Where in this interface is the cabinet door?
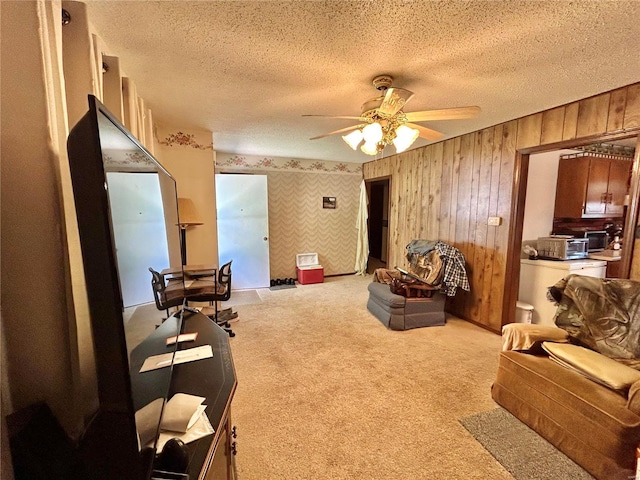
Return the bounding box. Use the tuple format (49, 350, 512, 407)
(584, 158, 610, 216)
(605, 159, 631, 216)
(554, 157, 590, 218)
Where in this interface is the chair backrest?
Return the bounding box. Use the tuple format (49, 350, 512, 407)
(218, 260, 232, 285)
(217, 260, 232, 301)
(149, 267, 166, 310)
(149, 267, 185, 311)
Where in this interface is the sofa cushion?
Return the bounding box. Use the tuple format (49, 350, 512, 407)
(542, 342, 640, 392)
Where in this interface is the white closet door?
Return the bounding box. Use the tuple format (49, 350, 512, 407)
(107, 172, 170, 307)
(216, 174, 270, 289)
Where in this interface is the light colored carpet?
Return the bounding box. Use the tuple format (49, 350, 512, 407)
(223, 289, 262, 307)
(228, 274, 515, 480)
(125, 303, 166, 353)
(460, 408, 594, 480)
(125, 289, 261, 351)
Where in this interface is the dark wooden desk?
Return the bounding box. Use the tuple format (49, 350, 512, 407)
(161, 264, 217, 279)
(130, 311, 237, 479)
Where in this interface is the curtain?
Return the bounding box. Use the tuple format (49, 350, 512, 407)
(355, 180, 369, 275)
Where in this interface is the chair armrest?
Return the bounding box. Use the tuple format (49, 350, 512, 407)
(501, 323, 569, 352)
(627, 379, 640, 414)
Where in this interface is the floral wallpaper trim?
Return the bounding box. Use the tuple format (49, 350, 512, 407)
(216, 154, 362, 175)
(158, 131, 213, 150)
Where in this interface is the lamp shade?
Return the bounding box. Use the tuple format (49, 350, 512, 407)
(362, 122, 383, 144)
(393, 125, 420, 153)
(177, 197, 203, 226)
(342, 129, 364, 150)
(360, 141, 379, 156)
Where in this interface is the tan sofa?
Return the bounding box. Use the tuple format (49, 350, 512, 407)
(492, 348, 640, 479)
(492, 275, 640, 480)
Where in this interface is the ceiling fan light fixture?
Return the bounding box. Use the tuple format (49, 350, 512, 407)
(393, 124, 420, 153)
(342, 129, 364, 150)
(362, 122, 383, 144)
(360, 141, 379, 156)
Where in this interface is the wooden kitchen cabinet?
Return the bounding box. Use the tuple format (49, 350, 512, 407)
(554, 154, 631, 219)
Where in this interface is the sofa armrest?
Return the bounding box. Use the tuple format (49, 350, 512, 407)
(501, 323, 569, 352)
(627, 379, 640, 414)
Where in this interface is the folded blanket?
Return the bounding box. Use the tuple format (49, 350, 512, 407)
(550, 274, 640, 367)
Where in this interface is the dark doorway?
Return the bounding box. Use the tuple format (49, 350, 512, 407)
(367, 178, 390, 272)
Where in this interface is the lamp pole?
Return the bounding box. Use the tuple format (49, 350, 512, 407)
(177, 198, 203, 266)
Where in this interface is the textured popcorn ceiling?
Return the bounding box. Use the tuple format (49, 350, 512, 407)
(84, 1, 640, 163)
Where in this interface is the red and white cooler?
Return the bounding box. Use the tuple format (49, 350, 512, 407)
(296, 252, 324, 285)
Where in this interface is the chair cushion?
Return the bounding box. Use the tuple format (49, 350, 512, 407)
(367, 282, 405, 308)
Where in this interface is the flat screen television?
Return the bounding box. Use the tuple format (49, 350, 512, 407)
(67, 95, 185, 479)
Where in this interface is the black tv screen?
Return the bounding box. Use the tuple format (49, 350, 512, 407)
(67, 95, 185, 479)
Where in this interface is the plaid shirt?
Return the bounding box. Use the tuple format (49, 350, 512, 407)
(434, 242, 470, 296)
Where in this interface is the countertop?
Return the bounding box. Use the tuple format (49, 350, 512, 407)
(521, 258, 607, 269)
(588, 252, 622, 262)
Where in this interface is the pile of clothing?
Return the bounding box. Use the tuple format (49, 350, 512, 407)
(405, 240, 469, 296)
(373, 240, 470, 297)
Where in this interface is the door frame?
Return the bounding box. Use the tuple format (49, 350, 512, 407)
(504, 131, 640, 327)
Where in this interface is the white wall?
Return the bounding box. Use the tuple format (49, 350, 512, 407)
(522, 149, 579, 242)
(154, 126, 218, 266)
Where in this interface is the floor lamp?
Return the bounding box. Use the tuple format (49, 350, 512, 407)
(177, 197, 203, 265)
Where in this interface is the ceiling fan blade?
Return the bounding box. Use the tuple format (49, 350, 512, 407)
(404, 106, 481, 123)
(378, 87, 414, 116)
(406, 123, 445, 141)
(310, 124, 366, 140)
(302, 114, 363, 120)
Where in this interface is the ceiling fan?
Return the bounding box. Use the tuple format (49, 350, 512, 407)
(304, 74, 481, 155)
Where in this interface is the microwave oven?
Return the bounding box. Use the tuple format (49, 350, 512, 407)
(537, 236, 589, 260)
(554, 229, 609, 252)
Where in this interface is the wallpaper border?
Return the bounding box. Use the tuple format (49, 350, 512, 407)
(216, 153, 362, 175)
(157, 130, 214, 150)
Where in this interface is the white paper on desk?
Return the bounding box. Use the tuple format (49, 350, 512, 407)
(160, 393, 206, 433)
(155, 410, 215, 453)
(139, 345, 214, 373)
(135, 398, 165, 448)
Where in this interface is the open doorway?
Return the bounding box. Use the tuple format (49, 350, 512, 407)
(366, 178, 390, 273)
(513, 135, 639, 325)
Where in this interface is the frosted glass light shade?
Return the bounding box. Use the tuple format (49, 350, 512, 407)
(393, 125, 420, 153)
(362, 122, 383, 143)
(360, 141, 378, 155)
(342, 129, 364, 150)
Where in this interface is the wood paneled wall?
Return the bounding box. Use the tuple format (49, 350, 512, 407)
(363, 83, 640, 333)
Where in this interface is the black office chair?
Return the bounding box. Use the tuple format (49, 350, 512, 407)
(186, 260, 236, 336)
(149, 267, 185, 319)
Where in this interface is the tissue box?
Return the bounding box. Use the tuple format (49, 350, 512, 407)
(296, 253, 324, 285)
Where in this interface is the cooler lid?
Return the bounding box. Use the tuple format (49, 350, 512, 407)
(298, 265, 323, 271)
(296, 252, 319, 267)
